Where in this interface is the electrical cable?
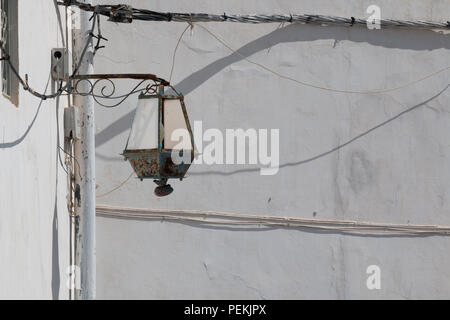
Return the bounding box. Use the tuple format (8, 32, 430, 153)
(56, 95, 69, 176)
(0, 11, 103, 100)
(96, 204, 450, 236)
(169, 24, 191, 83)
(58, 1, 450, 31)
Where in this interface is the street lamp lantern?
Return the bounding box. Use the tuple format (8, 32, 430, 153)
(123, 84, 194, 196)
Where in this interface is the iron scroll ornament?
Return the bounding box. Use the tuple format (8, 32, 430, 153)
(72, 73, 174, 108)
(72, 74, 194, 197)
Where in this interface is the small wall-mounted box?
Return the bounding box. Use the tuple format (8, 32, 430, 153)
(51, 48, 69, 81)
(64, 106, 81, 140)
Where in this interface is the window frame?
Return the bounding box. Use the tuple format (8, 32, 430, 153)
(1, 0, 18, 106)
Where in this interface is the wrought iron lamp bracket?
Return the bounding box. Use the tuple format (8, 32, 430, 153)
(71, 73, 176, 108)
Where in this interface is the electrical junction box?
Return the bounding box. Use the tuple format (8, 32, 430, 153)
(64, 106, 81, 140)
(51, 48, 69, 81)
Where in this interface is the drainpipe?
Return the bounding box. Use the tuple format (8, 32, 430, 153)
(71, 0, 96, 300)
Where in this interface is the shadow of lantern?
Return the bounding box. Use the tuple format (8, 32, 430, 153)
(123, 85, 194, 196)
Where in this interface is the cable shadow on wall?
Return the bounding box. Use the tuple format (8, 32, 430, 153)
(95, 83, 450, 175)
(51, 95, 63, 300)
(101, 215, 446, 238)
(94, 22, 450, 151)
(0, 97, 46, 149)
(0, 1, 66, 149)
(187, 84, 450, 176)
(0, 71, 52, 149)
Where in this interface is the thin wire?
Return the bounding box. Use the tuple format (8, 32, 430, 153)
(55, 11, 76, 178)
(169, 24, 191, 83)
(56, 95, 69, 176)
(65, 3, 72, 108)
(58, 145, 82, 180)
(0, 11, 101, 100)
(96, 171, 134, 198)
(195, 23, 450, 95)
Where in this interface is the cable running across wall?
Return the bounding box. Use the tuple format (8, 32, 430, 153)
(97, 205, 450, 236)
(59, 1, 450, 31)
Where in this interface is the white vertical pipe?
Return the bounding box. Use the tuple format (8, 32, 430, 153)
(72, 0, 96, 300)
(66, 4, 76, 301)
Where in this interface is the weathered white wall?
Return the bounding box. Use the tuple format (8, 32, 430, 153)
(0, 1, 70, 299)
(94, 0, 450, 299)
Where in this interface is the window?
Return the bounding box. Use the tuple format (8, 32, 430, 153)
(1, 0, 18, 106)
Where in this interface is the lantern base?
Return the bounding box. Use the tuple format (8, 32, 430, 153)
(122, 149, 192, 181)
(154, 184, 174, 197)
(153, 178, 173, 197)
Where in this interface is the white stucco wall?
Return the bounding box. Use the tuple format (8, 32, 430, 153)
(94, 0, 450, 299)
(0, 1, 70, 299)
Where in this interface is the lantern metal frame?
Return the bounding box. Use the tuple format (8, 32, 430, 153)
(122, 85, 195, 183)
(72, 73, 195, 190)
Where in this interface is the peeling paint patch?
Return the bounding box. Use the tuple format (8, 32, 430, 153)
(348, 150, 374, 193)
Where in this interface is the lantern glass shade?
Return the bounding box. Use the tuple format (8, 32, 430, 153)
(126, 97, 159, 150)
(163, 98, 192, 150)
(123, 88, 194, 183)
